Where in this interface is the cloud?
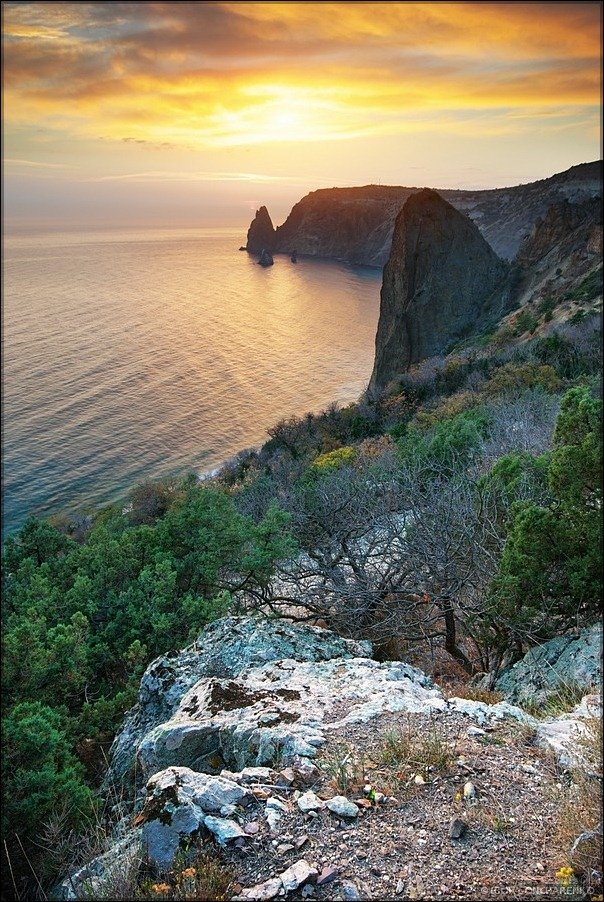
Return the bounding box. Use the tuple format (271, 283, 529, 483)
(2, 1, 600, 150)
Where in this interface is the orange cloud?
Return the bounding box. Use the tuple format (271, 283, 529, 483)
(2, 1, 600, 150)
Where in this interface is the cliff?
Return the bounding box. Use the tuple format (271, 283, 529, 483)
(247, 161, 602, 266)
(368, 189, 509, 392)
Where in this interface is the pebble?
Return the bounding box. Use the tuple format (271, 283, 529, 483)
(463, 781, 477, 801)
(449, 817, 468, 840)
(325, 796, 359, 818)
(295, 835, 309, 849)
(342, 882, 362, 900)
(244, 821, 260, 835)
(317, 866, 339, 886)
(277, 843, 294, 854)
(297, 791, 324, 813)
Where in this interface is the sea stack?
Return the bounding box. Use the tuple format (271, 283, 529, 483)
(246, 206, 276, 254)
(257, 249, 274, 267)
(368, 189, 509, 393)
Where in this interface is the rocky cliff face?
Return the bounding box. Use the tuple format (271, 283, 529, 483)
(511, 196, 602, 306)
(368, 190, 509, 393)
(248, 161, 601, 267)
(246, 206, 276, 254)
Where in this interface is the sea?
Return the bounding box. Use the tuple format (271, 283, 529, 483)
(2, 227, 381, 538)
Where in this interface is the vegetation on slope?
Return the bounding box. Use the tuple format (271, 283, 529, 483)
(1, 315, 601, 896)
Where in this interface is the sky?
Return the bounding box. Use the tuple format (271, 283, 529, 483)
(2, 1, 602, 231)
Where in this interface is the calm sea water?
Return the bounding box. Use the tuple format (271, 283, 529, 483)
(2, 228, 381, 537)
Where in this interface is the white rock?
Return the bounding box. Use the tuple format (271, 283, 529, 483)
(280, 859, 318, 892)
(204, 815, 246, 845)
(234, 877, 283, 900)
(325, 796, 359, 818)
(297, 791, 325, 813)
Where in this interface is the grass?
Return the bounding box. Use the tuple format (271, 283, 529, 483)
(551, 717, 603, 899)
(440, 681, 504, 706)
(377, 714, 459, 779)
(321, 743, 368, 795)
(522, 681, 598, 720)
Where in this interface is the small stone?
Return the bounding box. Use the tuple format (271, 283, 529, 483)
(395, 879, 405, 895)
(244, 821, 260, 835)
(467, 726, 486, 737)
(267, 797, 288, 812)
(373, 792, 386, 804)
(234, 876, 283, 900)
(356, 851, 367, 860)
(220, 804, 237, 817)
(278, 768, 295, 786)
(294, 760, 321, 785)
(204, 816, 246, 846)
(355, 798, 372, 809)
(370, 866, 382, 877)
(280, 860, 318, 893)
(317, 866, 339, 886)
(342, 882, 361, 901)
(463, 781, 476, 801)
(449, 817, 468, 840)
(295, 835, 309, 849)
(520, 764, 537, 774)
(297, 791, 324, 813)
(277, 843, 295, 854)
(301, 886, 315, 899)
(363, 784, 372, 793)
(241, 767, 274, 784)
(413, 774, 426, 785)
(325, 796, 359, 818)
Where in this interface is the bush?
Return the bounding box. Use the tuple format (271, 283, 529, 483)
(310, 446, 356, 473)
(482, 362, 561, 397)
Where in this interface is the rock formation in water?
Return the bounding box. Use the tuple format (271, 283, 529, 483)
(246, 206, 276, 254)
(368, 189, 510, 393)
(246, 161, 601, 267)
(257, 249, 274, 267)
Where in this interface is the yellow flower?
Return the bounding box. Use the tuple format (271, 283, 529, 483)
(555, 866, 574, 887)
(151, 883, 172, 893)
(454, 791, 462, 802)
(180, 867, 196, 879)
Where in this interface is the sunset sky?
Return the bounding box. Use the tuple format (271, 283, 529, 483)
(3, 1, 601, 230)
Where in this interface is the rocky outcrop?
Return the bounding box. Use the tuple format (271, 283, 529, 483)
(64, 616, 602, 898)
(247, 161, 601, 267)
(493, 624, 602, 707)
(368, 189, 509, 392)
(246, 206, 276, 254)
(105, 617, 371, 787)
(257, 249, 274, 267)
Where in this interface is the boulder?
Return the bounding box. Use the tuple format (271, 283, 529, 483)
(105, 616, 371, 787)
(257, 249, 274, 267)
(135, 656, 444, 779)
(246, 206, 276, 254)
(536, 694, 601, 769)
(369, 189, 509, 392)
(493, 625, 602, 707)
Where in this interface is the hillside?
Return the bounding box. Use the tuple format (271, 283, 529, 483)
(2, 162, 602, 901)
(245, 161, 602, 265)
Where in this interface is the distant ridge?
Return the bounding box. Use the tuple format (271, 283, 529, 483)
(246, 161, 602, 266)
